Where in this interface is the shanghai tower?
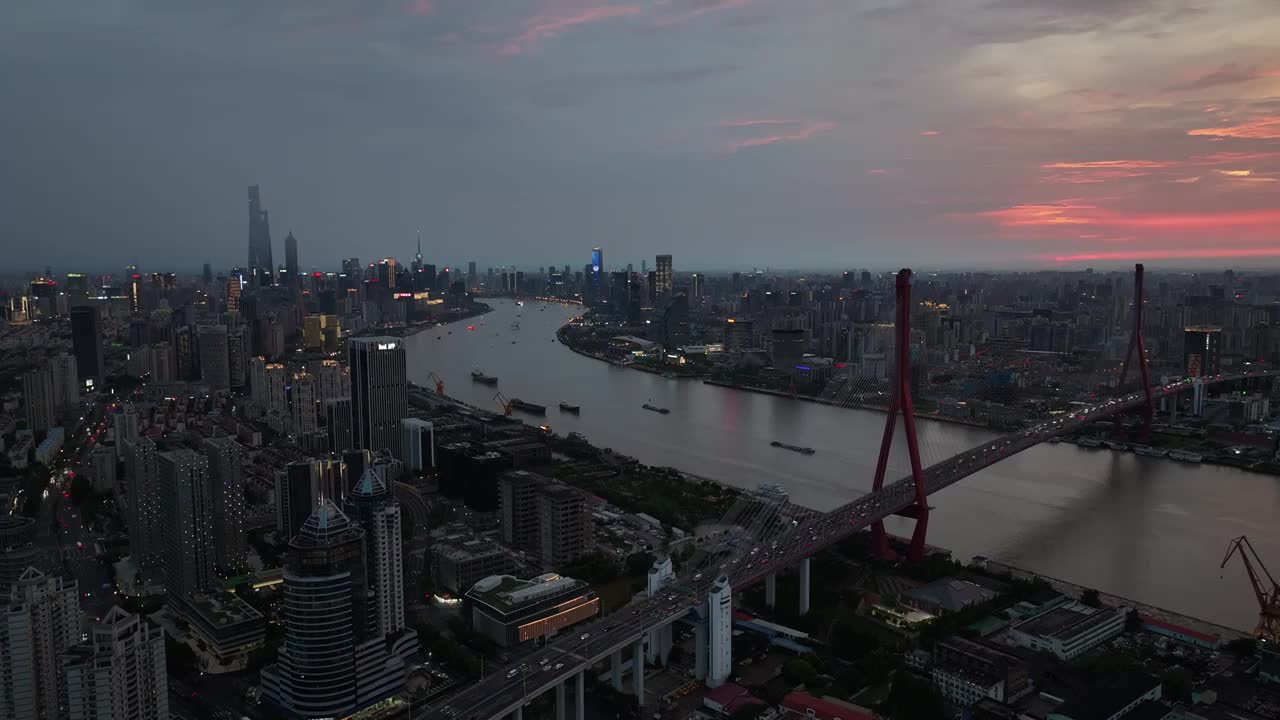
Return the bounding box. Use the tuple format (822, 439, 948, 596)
(247, 185, 274, 286)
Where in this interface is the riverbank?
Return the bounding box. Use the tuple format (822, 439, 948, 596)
(1059, 434, 1280, 478)
(978, 558, 1249, 639)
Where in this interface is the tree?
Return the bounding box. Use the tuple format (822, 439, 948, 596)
(1225, 637, 1257, 657)
(1124, 609, 1142, 633)
(165, 635, 198, 678)
(782, 658, 820, 686)
(1081, 588, 1102, 608)
(880, 673, 944, 720)
(1161, 667, 1194, 703)
(626, 551, 656, 578)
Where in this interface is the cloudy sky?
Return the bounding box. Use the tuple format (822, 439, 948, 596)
(3, 0, 1279, 272)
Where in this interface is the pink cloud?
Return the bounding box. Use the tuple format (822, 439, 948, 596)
(718, 119, 836, 152)
(502, 5, 641, 55)
(407, 0, 434, 17)
(1047, 247, 1280, 263)
(920, 130, 941, 136)
(867, 168, 888, 175)
(1187, 116, 1280, 139)
(654, 0, 752, 28)
(1041, 160, 1176, 170)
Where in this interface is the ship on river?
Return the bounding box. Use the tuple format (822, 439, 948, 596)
(771, 441, 816, 456)
(642, 403, 670, 415)
(471, 370, 498, 385)
(509, 398, 547, 415)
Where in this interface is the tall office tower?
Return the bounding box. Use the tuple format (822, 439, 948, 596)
(203, 437, 249, 576)
(707, 575, 733, 688)
(538, 483, 592, 569)
(61, 606, 169, 720)
(70, 305, 104, 390)
(49, 353, 79, 413)
(125, 437, 164, 571)
(690, 272, 703, 300)
(22, 367, 56, 432)
(346, 469, 405, 637)
(0, 568, 79, 720)
(589, 247, 603, 302)
(261, 501, 411, 718)
(247, 185, 274, 286)
(378, 258, 398, 288)
(197, 324, 230, 391)
(227, 323, 248, 390)
(288, 371, 318, 438)
(202, 262, 213, 284)
(400, 418, 434, 471)
(325, 398, 354, 453)
(113, 404, 140, 459)
(284, 231, 299, 286)
(225, 273, 242, 314)
(1183, 326, 1223, 378)
(173, 325, 196, 380)
(655, 254, 673, 298)
(158, 449, 215, 599)
(276, 460, 344, 540)
(348, 337, 407, 457)
(468, 261, 477, 290)
(499, 470, 544, 551)
(311, 359, 345, 401)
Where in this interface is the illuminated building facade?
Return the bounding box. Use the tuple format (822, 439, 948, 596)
(1183, 326, 1222, 378)
(465, 573, 599, 648)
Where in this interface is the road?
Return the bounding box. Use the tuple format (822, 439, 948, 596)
(418, 368, 1278, 720)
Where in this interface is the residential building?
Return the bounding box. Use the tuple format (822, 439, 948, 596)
(125, 437, 164, 571)
(537, 483, 592, 569)
(931, 636, 1032, 708)
(325, 397, 354, 452)
(197, 324, 230, 391)
(0, 568, 79, 720)
(465, 573, 599, 648)
(288, 371, 318, 438)
(499, 470, 544, 552)
(71, 305, 104, 390)
(60, 606, 169, 720)
(22, 367, 56, 432)
(203, 437, 249, 575)
(90, 444, 116, 492)
(432, 536, 516, 595)
(346, 468, 406, 637)
(113, 404, 140, 459)
(158, 449, 216, 598)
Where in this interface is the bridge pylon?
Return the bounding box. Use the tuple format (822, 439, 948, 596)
(1114, 263, 1154, 442)
(869, 269, 930, 564)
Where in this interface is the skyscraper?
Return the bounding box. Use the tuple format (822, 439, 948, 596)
(589, 247, 603, 302)
(655, 254, 673, 298)
(158, 449, 215, 599)
(197, 324, 230, 392)
(346, 469, 405, 637)
(708, 575, 733, 688)
(203, 437, 249, 576)
(70, 305, 103, 390)
(348, 337, 408, 457)
(288, 371, 318, 439)
(277, 460, 344, 541)
(227, 323, 248, 390)
(247, 185, 274, 286)
(1183, 326, 1222, 378)
(537, 483, 593, 569)
(225, 272, 242, 314)
(61, 607, 169, 720)
(468, 260, 477, 290)
(49, 353, 78, 413)
(0, 568, 79, 720)
(125, 437, 164, 571)
(325, 398, 354, 453)
(284, 230, 299, 286)
(260, 500, 413, 718)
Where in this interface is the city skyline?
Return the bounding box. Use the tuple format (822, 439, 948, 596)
(5, 1, 1280, 270)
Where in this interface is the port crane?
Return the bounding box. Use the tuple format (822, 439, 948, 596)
(427, 371, 445, 396)
(1220, 535, 1280, 643)
(494, 392, 513, 417)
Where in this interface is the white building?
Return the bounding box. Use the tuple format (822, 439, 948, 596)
(1005, 602, 1125, 660)
(645, 557, 675, 664)
(61, 606, 169, 720)
(400, 418, 435, 471)
(0, 568, 80, 720)
(708, 575, 733, 689)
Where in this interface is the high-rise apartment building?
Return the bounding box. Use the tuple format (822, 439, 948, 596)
(248, 185, 274, 286)
(655, 254, 673, 298)
(0, 568, 79, 720)
(499, 470, 545, 552)
(22, 367, 56, 432)
(227, 323, 248, 390)
(203, 437, 249, 576)
(49, 353, 79, 412)
(348, 337, 408, 457)
(70, 305, 104, 390)
(708, 575, 733, 688)
(260, 500, 413, 718)
(346, 469, 405, 637)
(225, 273, 242, 314)
(537, 483, 592, 569)
(125, 437, 164, 571)
(288, 371, 318, 439)
(61, 606, 169, 720)
(311, 359, 345, 401)
(325, 398, 354, 453)
(197, 324, 230, 392)
(113, 404, 140, 459)
(158, 449, 215, 599)
(284, 231, 299, 286)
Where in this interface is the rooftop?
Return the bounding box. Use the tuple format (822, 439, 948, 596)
(186, 591, 264, 628)
(467, 573, 586, 610)
(905, 577, 998, 612)
(1013, 603, 1115, 641)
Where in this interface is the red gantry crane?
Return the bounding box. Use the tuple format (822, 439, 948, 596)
(427, 371, 445, 396)
(1220, 535, 1280, 643)
(494, 392, 513, 417)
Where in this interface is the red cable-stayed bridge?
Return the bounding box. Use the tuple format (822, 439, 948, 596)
(419, 265, 1276, 720)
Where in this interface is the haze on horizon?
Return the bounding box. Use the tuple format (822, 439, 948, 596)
(3, 0, 1279, 272)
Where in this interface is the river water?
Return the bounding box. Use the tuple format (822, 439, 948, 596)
(405, 300, 1280, 631)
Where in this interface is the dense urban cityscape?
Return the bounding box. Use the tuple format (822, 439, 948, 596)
(0, 185, 1276, 720)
